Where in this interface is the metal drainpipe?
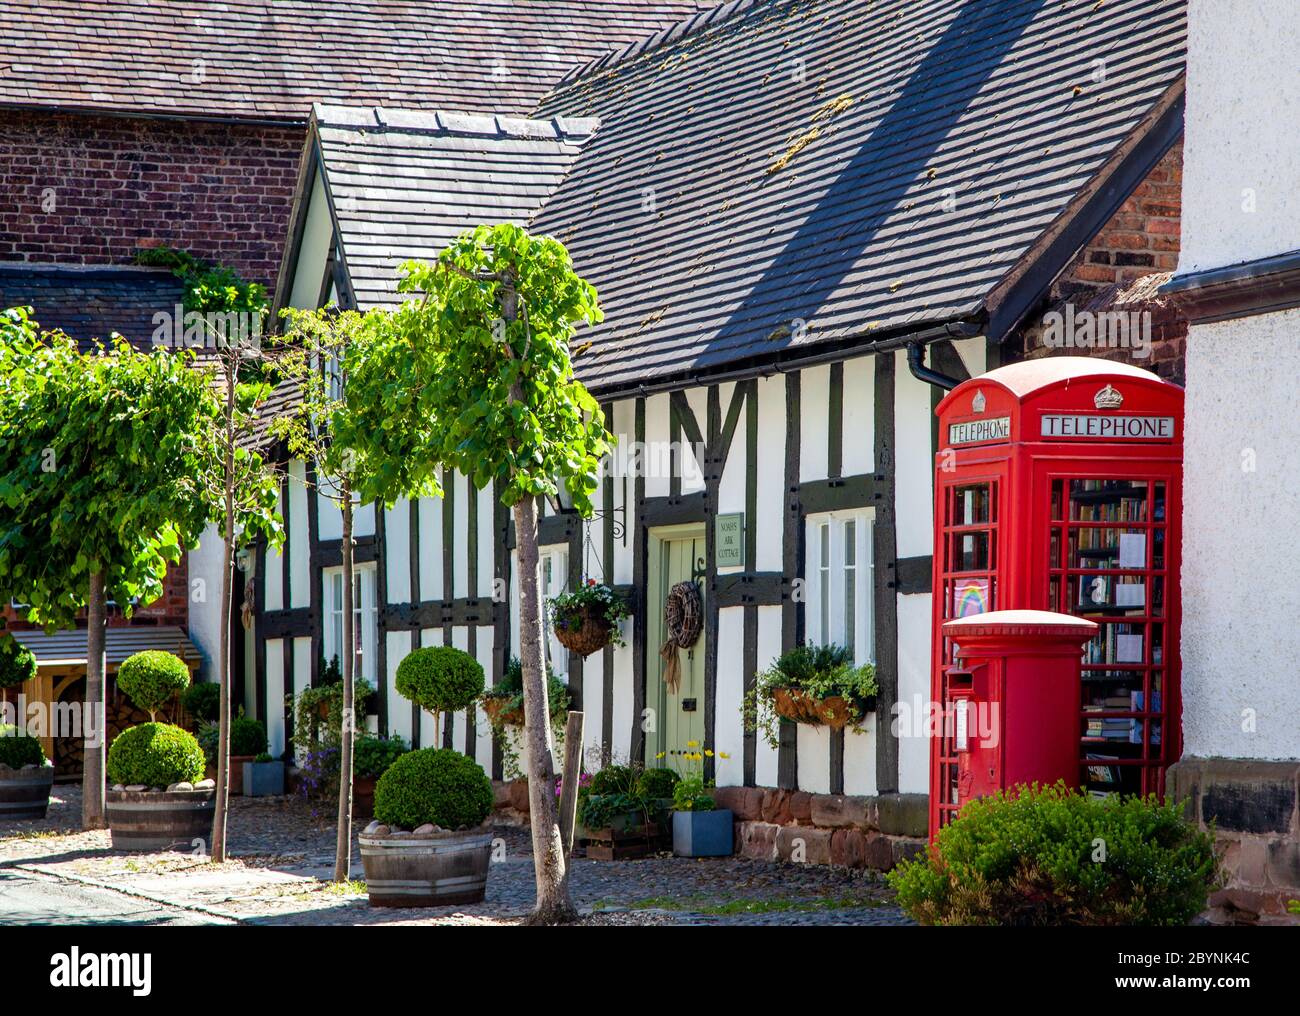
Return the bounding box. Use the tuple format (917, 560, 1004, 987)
(906, 338, 963, 391)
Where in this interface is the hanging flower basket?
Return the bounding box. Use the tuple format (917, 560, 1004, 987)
(548, 580, 630, 658)
(553, 603, 613, 657)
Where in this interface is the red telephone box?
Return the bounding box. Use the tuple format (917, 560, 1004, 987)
(929, 357, 1184, 830)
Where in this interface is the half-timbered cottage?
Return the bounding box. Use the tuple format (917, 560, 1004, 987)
(252, 0, 1187, 859)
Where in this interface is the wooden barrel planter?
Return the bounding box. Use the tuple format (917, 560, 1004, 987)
(0, 766, 55, 820)
(360, 828, 493, 907)
(105, 788, 215, 851)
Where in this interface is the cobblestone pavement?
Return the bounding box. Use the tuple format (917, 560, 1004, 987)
(0, 783, 912, 926)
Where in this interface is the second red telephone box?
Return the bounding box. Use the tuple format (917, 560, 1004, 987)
(929, 357, 1184, 830)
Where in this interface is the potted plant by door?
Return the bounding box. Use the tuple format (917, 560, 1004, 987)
(105, 722, 213, 850)
(360, 645, 491, 906)
(0, 724, 55, 820)
(227, 716, 267, 796)
(548, 579, 630, 658)
(669, 745, 733, 858)
(352, 734, 409, 819)
(742, 643, 877, 749)
(576, 763, 673, 859)
(242, 753, 285, 797)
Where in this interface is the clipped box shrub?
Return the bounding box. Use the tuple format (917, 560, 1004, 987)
(0, 723, 48, 768)
(107, 722, 206, 788)
(230, 716, 268, 758)
(395, 646, 484, 726)
(374, 747, 493, 831)
(0, 635, 36, 691)
(888, 782, 1218, 926)
(636, 766, 680, 800)
(117, 650, 192, 720)
(181, 681, 221, 725)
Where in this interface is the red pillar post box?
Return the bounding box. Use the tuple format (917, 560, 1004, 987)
(932, 610, 1097, 836)
(929, 358, 1184, 833)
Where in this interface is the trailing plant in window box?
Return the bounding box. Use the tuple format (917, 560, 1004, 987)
(742, 643, 877, 749)
(887, 782, 1219, 926)
(548, 579, 629, 656)
(481, 657, 570, 780)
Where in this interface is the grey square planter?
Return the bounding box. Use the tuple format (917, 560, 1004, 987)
(672, 808, 734, 857)
(242, 761, 285, 797)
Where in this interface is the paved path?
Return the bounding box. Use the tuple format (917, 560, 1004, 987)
(0, 868, 229, 926)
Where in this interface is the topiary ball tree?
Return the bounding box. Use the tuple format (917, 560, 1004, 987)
(116, 650, 191, 722)
(373, 747, 493, 831)
(106, 722, 206, 789)
(0, 635, 36, 695)
(0, 723, 48, 769)
(395, 646, 485, 734)
(230, 716, 268, 758)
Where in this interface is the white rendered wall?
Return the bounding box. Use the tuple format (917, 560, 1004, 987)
(1181, 310, 1300, 760)
(1178, 1, 1300, 273)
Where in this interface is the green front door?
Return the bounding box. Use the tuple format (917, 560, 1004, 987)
(646, 526, 707, 774)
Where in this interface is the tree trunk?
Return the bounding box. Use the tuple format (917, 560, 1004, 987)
(513, 494, 576, 924)
(82, 569, 107, 829)
(334, 483, 356, 882)
(211, 363, 237, 863)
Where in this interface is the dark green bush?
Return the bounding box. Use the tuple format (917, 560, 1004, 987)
(395, 646, 484, 718)
(230, 716, 268, 757)
(636, 767, 680, 800)
(0, 723, 47, 768)
(887, 782, 1218, 926)
(181, 682, 221, 724)
(588, 764, 637, 796)
(354, 734, 409, 779)
(577, 791, 646, 830)
(117, 650, 191, 719)
(107, 723, 206, 788)
(373, 748, 493, 831)
(0, 635, 36, 690)
(196, 721, 219, 766)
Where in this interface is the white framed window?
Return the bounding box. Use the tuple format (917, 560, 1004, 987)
(538, 545, 569, 679)
(322, 562, 378, 689)
(805, 510, 874, 663)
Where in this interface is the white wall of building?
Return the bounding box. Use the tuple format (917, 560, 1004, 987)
(1178, 1, 1300, 273)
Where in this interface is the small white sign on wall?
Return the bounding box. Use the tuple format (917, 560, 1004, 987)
(716, 512, 744, 567)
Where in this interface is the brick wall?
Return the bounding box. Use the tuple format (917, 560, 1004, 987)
(1016, 141, 1188, 384)
(3, 555, 190, 631)
(0, 110, 304, 292)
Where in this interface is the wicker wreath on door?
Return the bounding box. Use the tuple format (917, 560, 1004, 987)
(659, 581, 703, 693)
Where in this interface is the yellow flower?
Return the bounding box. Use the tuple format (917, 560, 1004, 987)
(686, 740, 699, 748)
(705, 750, 714, 757)
(655, 752, 666, 759)
(719, 752, 731, 760)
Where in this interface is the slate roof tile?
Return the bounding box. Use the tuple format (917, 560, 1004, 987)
(0, 1, 714, 121)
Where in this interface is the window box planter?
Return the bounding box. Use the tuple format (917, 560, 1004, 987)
(770, 687, 875, 729)
(360, 827, 493, 907)
(0, 763, 54, 820)
(242, 760, 285, 797)
(105, 788, 215, 851)
(672, 808, 734, 857)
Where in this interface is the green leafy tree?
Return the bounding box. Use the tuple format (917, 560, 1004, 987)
(0, 310, 226, 827)
(377, 223, 612, 923)
(271, 305, 433, 882)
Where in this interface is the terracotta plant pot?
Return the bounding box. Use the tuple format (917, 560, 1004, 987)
(770, 687, 875, 729)
(0, 764, 55, 820)
(105, 788, 215, 851)
(552, 603, 613, 658)
(360, 828, 493, 907)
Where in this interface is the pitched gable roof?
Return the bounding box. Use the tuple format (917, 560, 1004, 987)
(0, 0, 713, 122)
(529, 0, 1185, 393)
(307, 105, 598, 310)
